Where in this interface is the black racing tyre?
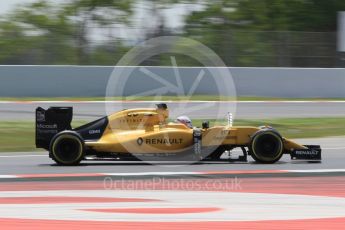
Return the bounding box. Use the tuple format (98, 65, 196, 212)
(249, 129, 283, 164)
(49, 131, 84, 166)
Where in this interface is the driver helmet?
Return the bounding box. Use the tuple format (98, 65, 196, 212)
(176, 116, 193, 128)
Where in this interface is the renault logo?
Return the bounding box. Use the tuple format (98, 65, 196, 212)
(137, 137, 143, 146)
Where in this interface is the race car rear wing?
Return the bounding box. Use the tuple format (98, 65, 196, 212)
(35, 107, 73, 150)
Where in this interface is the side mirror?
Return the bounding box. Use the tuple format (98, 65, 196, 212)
(202, 121, 209, 129)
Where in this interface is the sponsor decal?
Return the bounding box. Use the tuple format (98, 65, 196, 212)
(292, 148, 321, 160)
(89, 130, 101, 135)
(214, 130, 229, 140)
(137, 137, 144, 146)
(37, 124, 57, 129)
(118, 118, 156, 127)
(294, 149, 319, 155)
(119, 119, 144, 123)
(145, 138, 183, 145)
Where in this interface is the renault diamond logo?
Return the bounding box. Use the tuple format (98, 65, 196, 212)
(137, 137, 143, 146)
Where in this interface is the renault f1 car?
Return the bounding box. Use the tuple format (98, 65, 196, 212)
(35, 104, 321, 165)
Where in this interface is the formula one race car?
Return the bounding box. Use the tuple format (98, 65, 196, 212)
(35, 104, 321, 165)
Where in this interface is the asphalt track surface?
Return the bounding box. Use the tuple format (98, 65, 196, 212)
(1, 101, 345, 120)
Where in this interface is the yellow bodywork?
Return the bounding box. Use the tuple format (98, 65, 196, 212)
(85, 107, 306, 154)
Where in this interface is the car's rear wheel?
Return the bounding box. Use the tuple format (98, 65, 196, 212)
(50, 131, 84, 166)
(249, 129, 283, 164)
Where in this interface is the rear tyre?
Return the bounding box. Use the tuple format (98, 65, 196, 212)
(249, 129, 283, 164)
(49, 131, 84, 166)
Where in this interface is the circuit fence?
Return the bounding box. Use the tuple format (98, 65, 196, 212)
(0, 26, 339, 67)
(182, 29, 338, 67)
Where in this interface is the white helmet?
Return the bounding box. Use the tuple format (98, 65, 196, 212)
(176, 116, 193, 128)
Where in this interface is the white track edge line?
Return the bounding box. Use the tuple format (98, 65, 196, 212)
(1, 169, 345, 179)
(0, 155, 45, 158)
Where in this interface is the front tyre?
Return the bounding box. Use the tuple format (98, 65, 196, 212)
(249, 130, 283, 164)
(49, 131, 84, 166)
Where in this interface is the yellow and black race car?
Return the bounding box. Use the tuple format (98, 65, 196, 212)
(35, 104, 321, 165)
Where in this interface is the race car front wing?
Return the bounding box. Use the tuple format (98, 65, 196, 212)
(290, 145, 322, 161)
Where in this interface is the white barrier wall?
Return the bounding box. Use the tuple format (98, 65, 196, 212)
(0, 66, 344, 98)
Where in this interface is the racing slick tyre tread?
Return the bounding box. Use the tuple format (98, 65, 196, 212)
(49, 131, 85, 166)
(249, 129, 284, 164)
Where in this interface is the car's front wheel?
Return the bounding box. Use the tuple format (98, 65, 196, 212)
(49, 131, 84, 166)
(249, 129, 284, 164)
